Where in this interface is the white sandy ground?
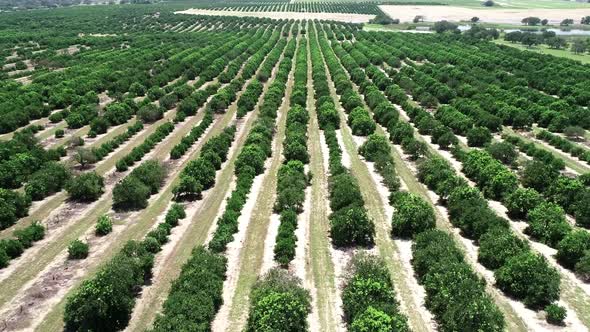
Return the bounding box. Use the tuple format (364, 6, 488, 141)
(0, 110, 218, 331)
(175, 9, 375, 24)
(379, 5, 590, 24)
(387, 130, 588, 331)
(318, 131, 347, 332)
(335, 130, 352, 169)
(297, 183, 321, 332)
(291, 166, 311, 281)
(260, 213, 281, 274)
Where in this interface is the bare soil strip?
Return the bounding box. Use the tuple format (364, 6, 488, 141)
(176, 9, 375, 23)
(379, 5, 590, 25)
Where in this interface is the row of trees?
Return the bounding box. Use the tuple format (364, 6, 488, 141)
(172, 126, 236, 199)
(153, 22, 298, 331)
(361, 30, 588, 297)
(310, 23, 375, 248)
(274, 37, 310, 267)
(115, 121, 174, 172)
(64, 203, 186, 331)
(336, 26, 568, 320)
(112, 160, 165, 211)
(537, 129, 590, 165)
(0, 221, 45, 269)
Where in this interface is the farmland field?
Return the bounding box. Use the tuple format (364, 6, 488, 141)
(1, 1, 590, 332)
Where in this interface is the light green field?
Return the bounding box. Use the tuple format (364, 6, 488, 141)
(494, 39, 590, 64)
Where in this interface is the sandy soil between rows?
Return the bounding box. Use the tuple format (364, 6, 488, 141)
(175, 9, 375, 23)
(379, 5, 590, 24)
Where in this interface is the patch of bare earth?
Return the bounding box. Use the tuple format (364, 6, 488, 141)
(175, 9, 375, 24)
(379, 5, 590, 24)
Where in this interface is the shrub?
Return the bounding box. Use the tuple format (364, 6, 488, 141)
(138, 104, 163, 123)
(342, 253, 407, 328)
(66, 172, 105, 202)
(556, 230, 590, 269)
(504, 188, 542, 219)
(64, 241, 153, 331)
(478, 227, 528, 270)
(391, 192, 436, 238)
(359, 134, 390, 162)
(113, 176, 150, 211)
(466, 126, 492, 147)
(55, 129, 64, 138)
(486, 141, 517, 165)
(245, 268, 311, 332)
(95, 214, 113, 236)
(495, 251, 560, 309)
(68, 239, 89, 259)
(330, 206, 375, 247)
(545, 304, 567, 325)
(13, 221, 45, 248)
(525, 202, 571, 247)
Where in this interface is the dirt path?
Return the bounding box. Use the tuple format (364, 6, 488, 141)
(217, 36, 295, 332)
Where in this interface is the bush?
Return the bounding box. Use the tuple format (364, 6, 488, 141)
(25, 162, 71, 201)
(478, 227, 528, 270)
(343, 253, 408, 329)
(55, 129, 65, 138)
(330, 206, 375, 247)
(66, 172, 105, 202)
(503, 188, 542, 219)
(13, 221, 45, 248)
(113, 161, 165, 211)
(495, 251, 560, 309)
(525, 202, 571, 247)
(391, 192, 436, 238)
(556, 230, 590, 269)
(359, 134, 390, 162)
(486, 141, 517, 165)
(64, 241, 153, 331)
(545, 304, 566, 325)
(138, 104, 163, 123)
(245, 268, 311, 332)
(113, 176, 150, 211)
(95, 214, 113, 236)
(68, 239, 89, 259)
(466, 126, 492, 147)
